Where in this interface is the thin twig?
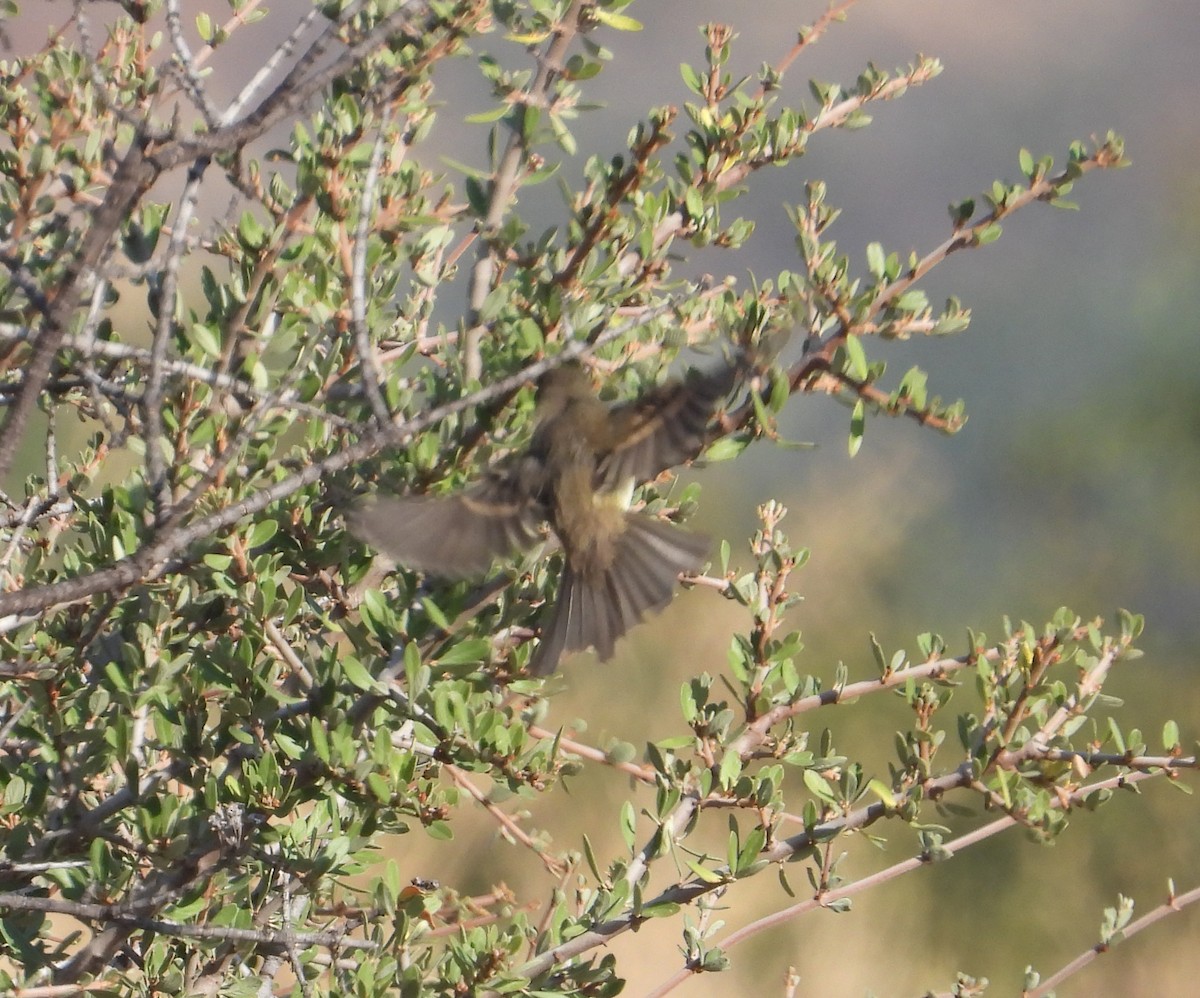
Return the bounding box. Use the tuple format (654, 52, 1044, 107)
(0, 129, 160, 480)
(264, 618, 316, 690)
(351, 103, 399, 430)
(144, 155, 209, 523)
(526, 723, 656, 784)
(7, 981, 121, 997)
(164, 0, 222, 127)
(0, 324, 356, 428)
(463, 0, 587, 380)
(0, 891, 379, 952)
(445, 763, 567, 876)
(645, 771, 1163, 996)
(763, 0, 861, 90)
(1026, 882, 1200, 998)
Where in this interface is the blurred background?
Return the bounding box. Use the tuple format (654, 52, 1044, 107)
(20, 1, 1200, 993)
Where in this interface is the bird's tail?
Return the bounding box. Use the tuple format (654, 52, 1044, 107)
(529, 514, 710, 675)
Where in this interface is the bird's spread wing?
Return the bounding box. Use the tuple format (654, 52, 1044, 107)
(348, 465, 547, 578)
(596, 361, 740, 489)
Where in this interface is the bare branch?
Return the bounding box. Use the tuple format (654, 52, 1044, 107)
(144, 157, 209, 523)
(463, 0, 588, 380)
(446, 763, 567, 876)
(0, 134, 159, 479)
(351, 104, 399, 431)
(0, 891, 380, 953)
(1027, 882, 1200, 997)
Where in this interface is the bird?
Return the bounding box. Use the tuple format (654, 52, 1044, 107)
(349, 357, 744, 675)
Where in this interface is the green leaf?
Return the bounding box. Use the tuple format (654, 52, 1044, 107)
(439, 155, 491, 180)
(606, 740, 637, 765)
(849, 399, 865, 457)
(686, 859, 726, 884)
(948, 198, 975, 226)
(566, 55, 603, 81)
(247, 519, 279, 547)
(735, 825, 766, 875)
(592, 9, 643, 31)
(505, 29, 551, 44)
(718, 751, 742, 790)
(1162, 719, 1180, 751)
(310, 719, 330, 764)
(803, 768, 838, 805)
(873, 633, 892, 676)
(582, 834, 603, 881)
(238, 210, 267, 250)
(703, 435, 748, 462)
(680, 62, 703, 96)
(1018, 147, 1034, 177)
(190, 323, 222, 357)
(842, 334, 868, 381)
(464, 104, 511, 124)
(420, 597, 451, 631)
(867, 778, 896, 807)
(437, 639, 492, 666)
(619, 800, 637, 851)
(976, 222, 1003, 244)
(341, 657, 379, 692)
(893, 288, 928, 313)
(2, 776, 27, 813)
(866, 241, 885, 279)
(367, 772, 392, 803)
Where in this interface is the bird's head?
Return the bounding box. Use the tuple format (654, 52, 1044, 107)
(536, 360, 596, 408)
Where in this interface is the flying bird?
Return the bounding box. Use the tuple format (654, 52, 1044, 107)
(350, 357, 743, 674)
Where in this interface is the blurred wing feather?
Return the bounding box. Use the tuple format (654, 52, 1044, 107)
(349, 472, 545, 578)
(597, 362, 740, 488)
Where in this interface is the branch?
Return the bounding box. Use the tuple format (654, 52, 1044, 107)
(0, 891, 379, 953)
(350, 103, 399, 431)
(648, 770, 1165, 996)
(499, 608, 1156, 991)
(1026, 882, 1200, 998)
(873, 141, 1126, 315)
(7, 983, 120, 997)
(0, 1, 486, 480)
(445, 763, 568, 876)
(463, 0, 588, 380)
(526, 723, 657, 784)
(143, 154, 209, 523)
(0, 133, 159, 479)
(0, 324, 355, 429)
(764, 1, 861, 89)
(509, 758, 1176, 993)
(724, 647, 985, 759)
